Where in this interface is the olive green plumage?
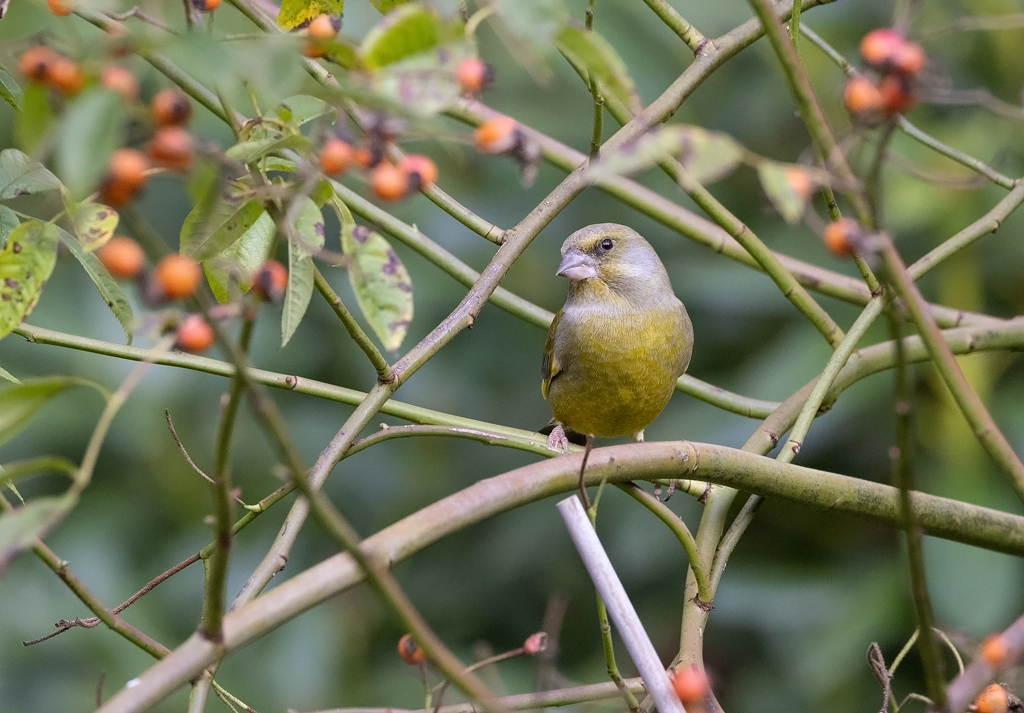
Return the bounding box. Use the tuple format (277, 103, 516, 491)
(541, 224, 693, 440)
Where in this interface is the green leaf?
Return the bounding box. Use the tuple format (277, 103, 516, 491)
(201, 209, 275, 303)
(13, 83, 53, 155)
(0, 495, 73, 576)
(282, 199, 325, 346)
(54, 89, 123, 201)
(0, 205, 19, 246)
(757, 161, 816, 224)
(555, 24, 641, 114)
(278, 0, 343, 30)
(0, 363, 20, 384)
(58, 229, 134, 341)
(581, 124, 743, 185)
(68, 201, 119, 251)
(0, 376, 102, 447)
(225, 132, 311, 163)
(0, 221, 59, 340)
(370, 39, 475, 116)
(0, 64, 23, 110)
(360, 4, 463, 69)
(0, 149, 61, 199)
(181, 198, 269, 262)
(276, 94, 337, 127)
(341, 222, 413, 352)
(493, 0, 566, 41)
(368, 0, 408, 12)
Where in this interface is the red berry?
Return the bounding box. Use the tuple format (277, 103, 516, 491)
(975, 684, 1010, 713)
(398, 154, 437, 190)
(100, 66, 140, 102)
(100, 149, 150, 206)
(320, 139, 354, 175)
(154, 253, 202, 300)
(151, 88, 192, 126)
(47, 0, 75, 16)
(97, 236, 146, 279)
(18, 46, 59, 83)
(860, 28, 904, 68)
(980, 634, 1010, 667)
(474, 116, 519, 155)
(48, 58, 85, 94)
(456, 58, 494, 94)
(397, 634, 425, 665)
(823, 218, 861, 257)
(175, 314, 215, 352)
(148, 127, 194, 172)
(671, 665, 710, 703)
(308, 14, 338, 40)
(879, 75, 917, 116)
(843, 76, 884, 119)
(251, 260, 288, 302)
(370, 162, 408, 202)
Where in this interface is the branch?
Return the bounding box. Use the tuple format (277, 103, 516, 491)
(96, 440, 1024, 711)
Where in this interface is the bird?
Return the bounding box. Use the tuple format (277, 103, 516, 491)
(541, 223, 693, 506)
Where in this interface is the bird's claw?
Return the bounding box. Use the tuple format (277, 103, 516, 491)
(547, 424, 571, 453)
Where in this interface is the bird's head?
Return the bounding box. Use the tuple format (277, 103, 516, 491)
(557, 223, 673, 302)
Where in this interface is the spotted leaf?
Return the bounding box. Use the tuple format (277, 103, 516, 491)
(0, 221, 59, 340)
(341, 222, 412, 352)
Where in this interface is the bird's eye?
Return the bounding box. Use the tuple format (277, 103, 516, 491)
(599, 238, 614, 251)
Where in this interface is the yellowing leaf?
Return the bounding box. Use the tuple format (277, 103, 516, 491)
(341, 223, 413, 353)
(69, 201, 119, 251)
(0, 221, 59, 340)
(278, 0, 344, 31)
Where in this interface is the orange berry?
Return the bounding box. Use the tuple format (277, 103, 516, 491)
(522, 632, 547, 655)
(47, 0, 75, 16)
(879, 75, 917, 116)
(843, 76, 884, 118)
(97, 236, 146, 279)
(148, 126, 194, 172)
(975, 684, 1010, 713)
(251, 259, 288, 302)
(398, 154, 437, 190)
(151, 88, 192, 127)
(784, 166, 813, 200)
(474, 116, 519, 154)
(308, 14, 338, 40)
(100, 65, 140, 102)
(18, 46, 59, 82)
(891, 40, 926, 76)
(154, 253, 202, 300)
(301, 37, 326, 58)
(397, 634, 425, 665)
(48, 58, 85, 94)
(456, 57, 494, 94)
(175, 314, 215, 352)
(981, 634, 1010, 667)
(201, 0, 221, 10)
(671, 665, 710, 703)
(107, 148, 150, 192)
(320, 138, 354, 175)
(823, 218, 861, 257)
(370, 162, 408, 202)
(860, 28, 904, 69)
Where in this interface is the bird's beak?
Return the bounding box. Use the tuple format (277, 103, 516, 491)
(557, 250, 599, 281)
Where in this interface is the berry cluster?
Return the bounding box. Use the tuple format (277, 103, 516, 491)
(844, 28, 927, 122)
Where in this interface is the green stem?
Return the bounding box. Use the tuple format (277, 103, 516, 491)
(886, 309, 946, 707)
(640, 0, 707, 52)
(313, 266, 393, 382)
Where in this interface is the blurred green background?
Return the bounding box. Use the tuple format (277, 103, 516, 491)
(2, 0, 1024, 711)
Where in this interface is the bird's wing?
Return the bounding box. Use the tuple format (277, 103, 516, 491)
(540, 309, 564, 400)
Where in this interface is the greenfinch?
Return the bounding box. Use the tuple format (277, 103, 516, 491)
(541, 224, 693, 497)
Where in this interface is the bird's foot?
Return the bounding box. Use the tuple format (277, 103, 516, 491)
(547, 424, 571, 453)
